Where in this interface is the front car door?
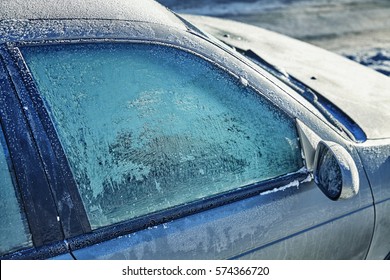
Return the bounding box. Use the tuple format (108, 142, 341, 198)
(2, 28, 375, 259)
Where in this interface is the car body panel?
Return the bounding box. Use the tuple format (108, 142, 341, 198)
(183, 15, 390, 140)
(0, 0, 186, 31)
(356, 140, 390, 259)
(73, 178, 374, 260)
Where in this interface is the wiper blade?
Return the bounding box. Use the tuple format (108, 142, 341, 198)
(232, 47, 366, 143)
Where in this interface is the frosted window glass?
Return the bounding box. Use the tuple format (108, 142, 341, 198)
(22, 43, 302, 229)
(0, 125, 32, 255)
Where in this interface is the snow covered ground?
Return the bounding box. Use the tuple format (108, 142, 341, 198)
(157, 0, 390, 77)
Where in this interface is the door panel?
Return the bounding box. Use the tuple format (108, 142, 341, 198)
(237, 207, 373, 259)
(72, 178, 374, 259)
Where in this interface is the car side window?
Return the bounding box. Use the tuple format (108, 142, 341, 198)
(21, 43, 303, 229)
(0, 124, 32, 255)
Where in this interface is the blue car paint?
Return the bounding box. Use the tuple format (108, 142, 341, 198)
(1, 0, 387, 259)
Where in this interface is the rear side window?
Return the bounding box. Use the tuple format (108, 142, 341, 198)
(21, 43, 303, 229)
(0, 124, 32, 255)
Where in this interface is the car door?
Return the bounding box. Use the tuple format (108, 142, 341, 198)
(8, 40, 375, 259)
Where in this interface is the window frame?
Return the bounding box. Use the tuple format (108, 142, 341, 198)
(3, 43, 92, 237)
(6, 39, 308, 255)
(0, 47, 68, 259)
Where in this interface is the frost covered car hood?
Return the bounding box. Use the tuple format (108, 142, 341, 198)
(184, 15, 390, 141)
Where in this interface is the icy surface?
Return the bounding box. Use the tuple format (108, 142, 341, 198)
(315, 149, 342, 198)
(22, 43, 303, 228)
(0, 19, 159, 44)
(0, 0, 185, 30)
(260, 180, 300, 196)
(0, 125, 32, 254)
(260, 173, 312, 196)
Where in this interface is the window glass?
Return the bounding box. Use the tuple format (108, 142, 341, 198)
(0, 125, 32, 255)
(21, 43, 303, 229)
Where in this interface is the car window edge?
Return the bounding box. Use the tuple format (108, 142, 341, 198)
(66, 171, 309, 252)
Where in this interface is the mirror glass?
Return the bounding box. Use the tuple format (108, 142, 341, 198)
(314, 148, 342, 200)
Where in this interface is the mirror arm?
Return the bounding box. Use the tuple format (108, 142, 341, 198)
(296, 119, 321, 171)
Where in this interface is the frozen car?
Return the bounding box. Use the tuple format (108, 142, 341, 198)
(1, 0, 390, 260)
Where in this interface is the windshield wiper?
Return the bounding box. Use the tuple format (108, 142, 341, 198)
(232, 47, 366, 143)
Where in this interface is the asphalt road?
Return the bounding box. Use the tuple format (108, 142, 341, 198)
(157, 0, 390, 76)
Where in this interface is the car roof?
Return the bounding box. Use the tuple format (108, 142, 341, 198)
(0, 0, 186, 30)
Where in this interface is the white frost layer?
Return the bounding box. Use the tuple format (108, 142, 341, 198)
(239, 76, 248, 87)
(260, 180, 299, 195)
(0, 0, 185, 30)
(260, 173, 312, 195)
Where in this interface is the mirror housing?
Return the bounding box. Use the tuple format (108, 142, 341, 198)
(313, 141, 359, 200)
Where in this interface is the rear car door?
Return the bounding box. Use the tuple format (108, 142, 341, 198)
(7, 41, 375, 259)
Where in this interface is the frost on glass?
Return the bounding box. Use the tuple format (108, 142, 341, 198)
(0, 126, 32, 255)
(21, 43, 303, 229)
(315, 149, 342, 199)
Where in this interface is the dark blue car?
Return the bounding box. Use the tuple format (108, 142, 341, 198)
(1, 0, 390, 259)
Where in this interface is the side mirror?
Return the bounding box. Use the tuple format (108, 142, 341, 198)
(313, 141, 359, 200)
